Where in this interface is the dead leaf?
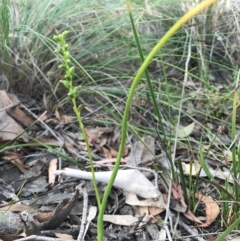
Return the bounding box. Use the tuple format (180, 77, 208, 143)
(0, 91, 36, 130)
(184, 210, 203, 224)
(141, 136, 155, 163)
(0, 91, 28, 142)
(82, 206, 97, 240)
(48, 158, 58, 187)
(55, 233, 73, 239)
(34, 212, 53, 223)
(195, 193, 220, 227)
(44, 190, 79, 229)
(55, 107, 73, 124)
(181, 161, 203, 176)
(97, 157, 128, 164)
(177, 122, 195, 138)
(3, 152, 27, 173)
(123, 145, 129, 157)
(38, 112, 48, 123)
(181, 161, 234, 183)
(172, 182, 188, 209)
(162, 194, 187, 213)
(125, 192, 165, 208)
(139, 206, 149, 216)
(0, 204, 32, 212)
(205, 234, 218, 241)
(148, 214, 162, 224)
(111, 127, 121, 144)
(171, 182, 203, 224)
(64, 140, 80, 156)
(128, 135, 155, 166)
(103, 215, 150, 226)
(102, 147, 112, 159)
(35, 137, 61, 146)
(0, 211, 25, 241)
(34, 189, 79, 229)
(159, 229, 167, 240)
(110, 148, 118, 157)
(7, 105, 36, 130)
(149, 206, 165, 216)
(85, 128, 101, 144)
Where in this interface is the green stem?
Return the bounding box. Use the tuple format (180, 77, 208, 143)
(232, 87, 238, 213)
(97, 0, 220, 240)
(127, 2, 171, 168)
(72, 97, 101, 209)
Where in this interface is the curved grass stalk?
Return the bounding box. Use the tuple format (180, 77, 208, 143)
(97, 0, 220, 240)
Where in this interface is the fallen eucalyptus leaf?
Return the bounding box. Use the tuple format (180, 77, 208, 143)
(195, 193, 220, 227)
(83, 206, 97, 240)
(128, 135, 155, 166)
(103, 215, 150, 226)
(125, 192, 165, 208)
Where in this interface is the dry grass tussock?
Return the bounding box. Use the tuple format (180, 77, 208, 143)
(0, 0, 239, 105)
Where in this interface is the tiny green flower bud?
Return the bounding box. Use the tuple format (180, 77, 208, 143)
(60, 80, 70, 89)
(72, 86, 81, 96)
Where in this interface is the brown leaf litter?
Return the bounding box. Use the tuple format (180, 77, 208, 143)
(0, 89, 225, 241)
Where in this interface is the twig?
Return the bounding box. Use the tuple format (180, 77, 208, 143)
(16, 235, 74, 241)
(20, 105, 64, 146)
(77, 182, 88, 241)
(20, 105, 64, 177)
(172, 212, 180, 238)
(178, 219, 206, 241)
(105, 213, 146, 240)
(164, 27, 193, 241)
(83, 206, 97, 239)
(132, 212, 146, 230)
(0, 101, 20, 112)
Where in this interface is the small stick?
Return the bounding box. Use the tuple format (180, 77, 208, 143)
(0, 101, 20, 112)
(16, 235, 73, 241)
(77, 182, 88, 241)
